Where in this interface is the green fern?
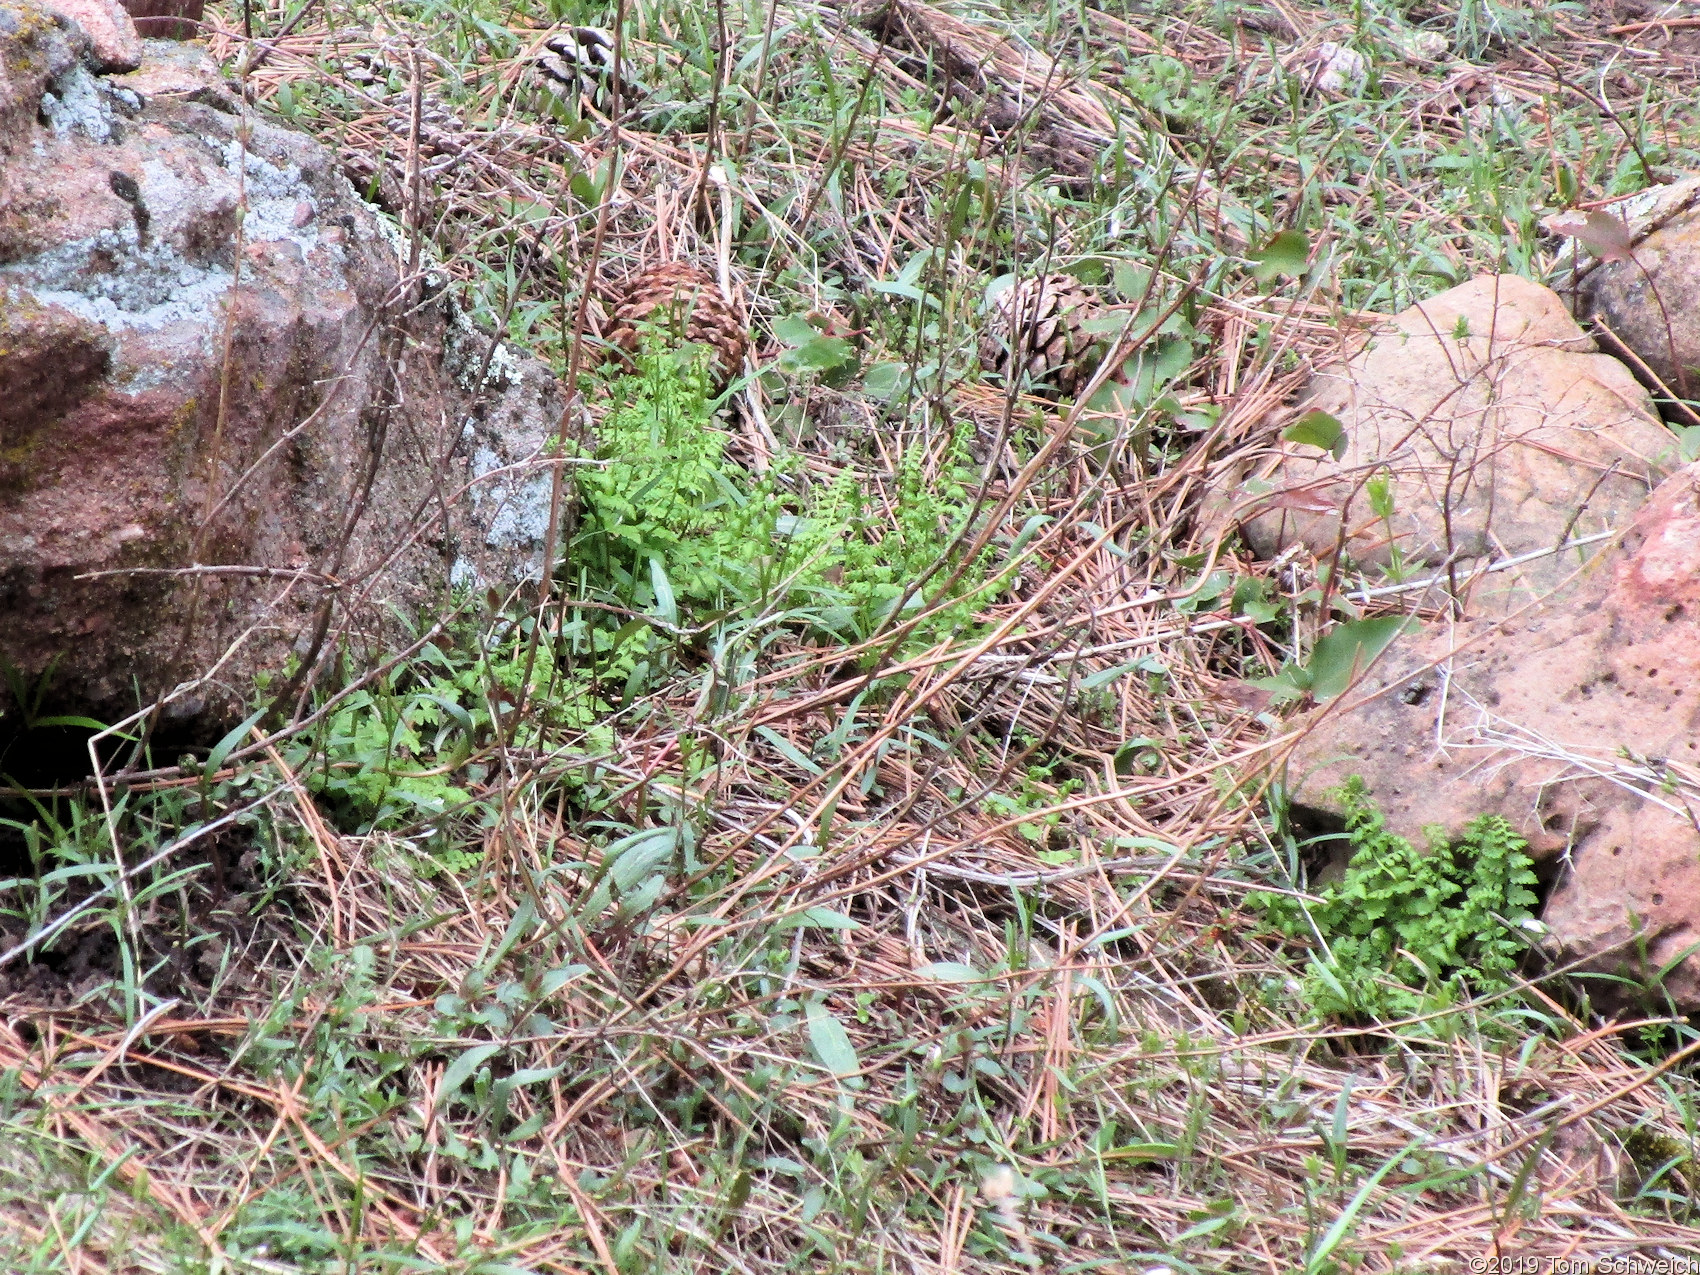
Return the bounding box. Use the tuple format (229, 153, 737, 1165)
(1256, 777, 1540, 1020)
(572, 337, 998, 640)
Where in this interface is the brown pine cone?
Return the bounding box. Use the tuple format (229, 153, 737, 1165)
(536, 28, 639, 115)
(979, 273, 1100, 398)
(604, 262, 748, 393)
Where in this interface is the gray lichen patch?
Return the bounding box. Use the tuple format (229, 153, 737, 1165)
(443, 296, 523, 391)
(10, 223, 234, 331)
(40, 64, 117, 142)
(217, 138, 341, 257)
(3, 125, 349, 337)
(450, 442, 552, 588)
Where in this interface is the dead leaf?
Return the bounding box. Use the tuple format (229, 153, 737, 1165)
(1543, 209, 1637, 264)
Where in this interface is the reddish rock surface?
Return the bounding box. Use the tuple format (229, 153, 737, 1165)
(1220, 271, 1700, 1007)
(1235, 274, 1674, 616)
(1281, 467, 1700, 1010)
(43, 0, 139, 71)
(0, 8, 560, 730)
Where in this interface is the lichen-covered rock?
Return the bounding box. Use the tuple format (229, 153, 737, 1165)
(0, 9, 560, 729)
(0, 3, 82, 150)
(1233, 274, 1676, 616)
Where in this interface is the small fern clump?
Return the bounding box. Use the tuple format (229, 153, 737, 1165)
(1256, 777, 1541, 1020)
(573, 337, 998, 641)
(573, 340, 793, 607)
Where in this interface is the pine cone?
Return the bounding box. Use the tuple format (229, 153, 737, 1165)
(979, 273, 1100, 398)
(536, 28, 638, 115)
(605, 262, 748, 393)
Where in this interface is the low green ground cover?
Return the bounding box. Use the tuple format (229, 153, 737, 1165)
(3, 0, 1700, 1269)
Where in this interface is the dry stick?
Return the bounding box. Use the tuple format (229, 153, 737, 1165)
(1609, 15, 1700, 32)
(94, 92, 254, 960)
(1525, 47, 1660, 198)
(853, 63, 1244, 659)
(0, 1022, 227, 1254)
(0, 792, 285, 967)
(1590, 312, 1700, 429)
(1237, 519, 1644, 874)
(792, 31, 887, 243)
(494, 0, 631, 914)
(628, 520, 1141, 998)
(693, 294, 1296, 937)
(523, 0, 630, 710)
(39, 619, 451, 801)
(164, 117, 249, 701)
(240, 0, 323, 75)
(736, 0, 783, 159)
(660, 506, 1127, 890)
(261, 51, 432, 727)
(691, 0, 730, 209)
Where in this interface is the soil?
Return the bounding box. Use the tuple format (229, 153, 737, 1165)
(0, 822, 300, 1016)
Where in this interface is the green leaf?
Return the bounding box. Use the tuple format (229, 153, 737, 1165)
(753, 725, 823, 775)
(1304, 1143, 1414, 1274)
(1283, 409, 1348, 460)
(204, 708, 266, 778)
(30, 715, 118, 733)
(494, 1063, 566, 1098)
(420, 693, 476, 736)
(1007, 513, 1053, 557)
(1084, 377, 1141, 415)
(648, 558, 679, 627)
(1175, 1213, 1233, 1242)
(1306, 616, 1410, 700)
(914, 961, 981, 984)
(983, 273, 1018, 307)
(438, 1043, 502, 1105)
(604, 827, 679, 892)
(1112, 261, 1150, 302)
(1677, 423, 1700, 464)
(778, 907, 862, 931)
(1081, 660, 1144, 690)
(1252, 229, 1311, 282)
(805, 1001, 861, 1083)
(1096, 1141, 1180, 1162)
(869, 279, 926, 302)
(780, 336, 855, 373)
(801, 1184, 827, 1221)
(773, 315, 821, 346)
(538, 964, 591, 996)
(862, 361, 908, 400)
